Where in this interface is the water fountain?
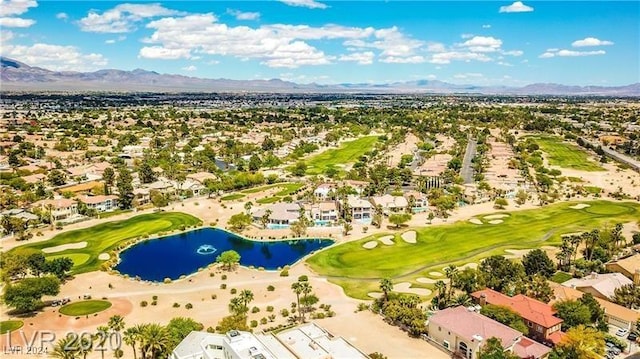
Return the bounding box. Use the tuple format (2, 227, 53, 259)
(196, 244, 217, 255)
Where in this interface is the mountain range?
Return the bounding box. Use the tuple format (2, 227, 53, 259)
(2, 57, 639, 96)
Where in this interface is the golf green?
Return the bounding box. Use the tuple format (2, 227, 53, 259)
(59, 300, 112, 316)
(10, 212, 201, 274)
(0, 320, 23, 334)
(307, 200, 639, 298)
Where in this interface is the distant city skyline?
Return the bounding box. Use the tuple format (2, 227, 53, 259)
(0, 1, 638, 86)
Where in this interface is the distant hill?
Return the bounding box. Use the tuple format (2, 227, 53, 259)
(2, 57, 638, 96)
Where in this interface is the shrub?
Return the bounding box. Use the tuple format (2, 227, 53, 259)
(209, 272, 215, 277)
(250, 320, 258, 328)
(163, 278, 172, 284)
(298, 275, 308, 282)
(267, 285, 275, 292)
(266, 306, 274, 312)
(230, 288, 237, 294)
(206, 326, 215, 333)
(140, 301, 148, 307)
(357, 303, 368, 312)
(185, 303, 193, 310)
(279, 269, 289, 277)
(280, 309, 289, 317)
(268, 314, 276, 322)
(221, 274, 227, 280)
(211, 294, 217, 300)
(151, 301, 157, 306)
(260, 317, 268, 325)
(173, 303, 180, 308)
(252, 306, 260, 313)
(152, 295, 158, 300)
(220, 284, 227, 289)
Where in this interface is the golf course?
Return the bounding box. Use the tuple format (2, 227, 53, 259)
(59, 300, 112, 316)
(10, 212, 201, 274)
(531, 135, 605, 171)
(304, 136, 379, 175)
(307, 200, 640, 298)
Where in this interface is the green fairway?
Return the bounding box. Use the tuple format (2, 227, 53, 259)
(307, 200, 639, 298)
(221, 194, 245, 201)
(532, 136, 604, 171)
(304, 136, 379, 175)
(0, 320, 23, 334)
(10, 212, 201, 274)
(256, 196, 281, 204)
(59, 300, 112, 316)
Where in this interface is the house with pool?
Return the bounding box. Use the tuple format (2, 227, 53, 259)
(339, 195, 373, 224)
(309, 201, 339, 226)
(251, 202, 306, 229)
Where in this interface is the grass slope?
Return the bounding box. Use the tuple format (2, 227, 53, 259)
(305, 136, 378, 175)
(11, 212, 201, 274)
(307, 200, 639, 298)
(532, 136, 604, 171)
(0, 320, 23, 334)
(59, 300, 112, 316)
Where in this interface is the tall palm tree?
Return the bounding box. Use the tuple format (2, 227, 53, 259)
(239, 290, 254, 310)
(379, 278, 393, 302)
(291, 281, 311, 323)
(50, 335, 78, 359)
(229, 297, 247, 316)
(95, 325, 110, 359)
(123, 325, 143, 359)
(444, 264, 458, 303)
(140, 324, 170, 359)
(76, 336, 92, 359)
(108, 315, 126, 333)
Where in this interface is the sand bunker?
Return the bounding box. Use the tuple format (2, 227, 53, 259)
(469, 218, 483, 225)
(416, 277, 450, 284)
(379, 235, 395, 245)
(368, 292, 382, 299)
(401, 231, 417, 244)
(484, 214, 509, 220)
(393, 282, 432, 296)
(98, 253, 110, 260)
(504, 249, 531, 259)
(570, 204, 591, 209)
(460, 263, 478, 269)
(42, 242, 87, 253)
(363, 241, 378, 249)
(488, 220, 503, 224)
(429, 272, 443, 277)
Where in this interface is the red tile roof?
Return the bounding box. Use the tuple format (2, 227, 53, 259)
(513, 337, 551, 359)
(471, 288, 563, 328)
(547, 331, 566, 345)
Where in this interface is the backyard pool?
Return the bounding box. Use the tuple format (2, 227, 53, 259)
(115, 227, 333, 281)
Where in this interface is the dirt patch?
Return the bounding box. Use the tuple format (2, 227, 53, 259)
(42, 242, 87, 253)
(401, 231, 417, 244)
(379, 235, 395, 245)
(362, 241, 378, 249)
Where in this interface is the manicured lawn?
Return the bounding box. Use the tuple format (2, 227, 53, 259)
(221, 194, 245, 201)
(307, 200, 639, 298)
(585, 186, 602, 194)
(550, 271, 573, 283)
(274, 183, 304, 196)
(98, 209, 132, 219)
(0, 320, 23, 334)
(241, 184, 282, 194)
(10, 212, 201, 274)
(531, 136, 604, 171)
(256, 196, 281, 204)
(59, 300, 112, 316)
(304, 136, 379, 175)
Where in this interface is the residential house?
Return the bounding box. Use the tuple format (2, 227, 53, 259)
(549, 282, 640, 330)
(339, 180, 369, 195)
(79, 195, 119, 212)
(562, 272, 633, 300)
(605, 254, 640, 285)
(471, 288, 564, 345)
(404, 191, 429, 213)
(145, 179, 176, 195)
(338, 195, 372, 223)
(313, 183, 336, 201)
(179, 178, 208, 197)
(428, 306, 551, 359)
(370, 194, 408, 215)
(171, 323, 367, 359)
(251, 203, 305, 228)
(309, 202, 338, 225)
(22, 173, 46, 185)
(31, 198, 78, 222)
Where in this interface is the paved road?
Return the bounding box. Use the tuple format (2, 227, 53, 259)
(460, 136, 477, 184)
(581, 137, 640, 172)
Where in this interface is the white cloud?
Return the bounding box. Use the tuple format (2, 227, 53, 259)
(2, 43, 108, 71)
(426, 42, 446, 52)
(105, 35, 126, 44)
(454, 72, 483, 79)
(539, 49, 606, 58)
(339, 51, 374, 65)
(0, 17, 34, 27)
(571, 37, 614, 47)
(502, 50, 523, 56)
(380, 55, 425, 64)
(181, 65, 197, 72)
(482, 24, 491, 29)
(499, 1, 533, 13)
(278, 0, 327, 9)
(460, 36, 503, 52)
(78, 3, 184, 33)
(140, 15, 421, 67)
(226, 9, 260, 20)
(461, 33, 474, 39)
(497, 61, 513, 66)
(56, 12, 68, 20)
(0, 0, 37, 16)
(0, 29, 14, 42)
(430, 51, 492, 64)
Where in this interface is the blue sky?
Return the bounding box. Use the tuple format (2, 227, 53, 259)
(1, 1, 638, 85)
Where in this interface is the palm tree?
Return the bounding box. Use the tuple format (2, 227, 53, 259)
(123, 325, 143, 359)
(50, 335, 78, 359)
(379, 278, 393, 302)
(108, 315, 125, 333)
(260, 209, 272, 229)
(291, 281, 311, 323)
(444, 264, 458, 303)
(453, 293, 472, 307)
(229, 297, 247, 316)
(244, 201, 253, 215)
(76, 336, 92, 359)
(140, 324, 170, 359)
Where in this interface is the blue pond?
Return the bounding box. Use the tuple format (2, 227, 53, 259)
(115, 227, 333, 281)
